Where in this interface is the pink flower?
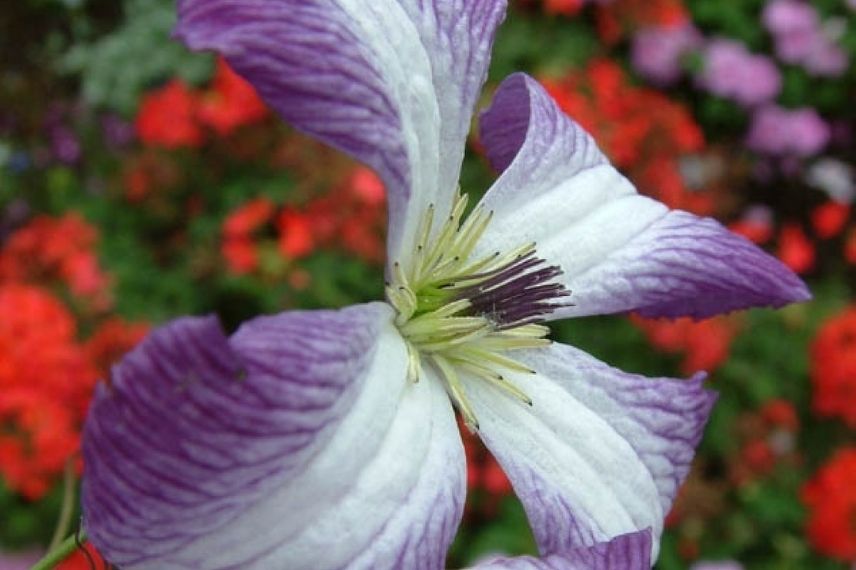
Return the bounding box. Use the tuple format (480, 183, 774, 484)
(746, 104, 830, 157)
(696, 38, 781, 107)
(631, 22, 702, 85)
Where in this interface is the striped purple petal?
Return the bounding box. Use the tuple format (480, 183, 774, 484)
(470, 529, 652, 569)
(175, 0, 506, 267)
(466, 341, 716, 559)
(476, 73, 810, 320)
(82, 302, 465, 569)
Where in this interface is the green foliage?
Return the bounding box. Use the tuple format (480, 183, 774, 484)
(60, 0, 212, 114)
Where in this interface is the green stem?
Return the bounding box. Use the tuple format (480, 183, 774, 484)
(47, 459, 76, 551)
(30, 530, 86, 570)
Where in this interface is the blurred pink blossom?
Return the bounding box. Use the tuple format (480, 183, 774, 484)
(696, 38, 781, 106)
(762, 0, 848, 76)
(746, 104, 831, 157)
(631, 22, 702, 85)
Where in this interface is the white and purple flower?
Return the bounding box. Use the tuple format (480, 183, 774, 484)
(80, 1, 810, 568)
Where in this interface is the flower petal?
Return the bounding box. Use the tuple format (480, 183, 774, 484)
(466, 341, 716, 559)
(469, 529, 652, 569)
(175, 0, 506, 266)
(477, 73, 810, 319)
(83, 303, 465, 569)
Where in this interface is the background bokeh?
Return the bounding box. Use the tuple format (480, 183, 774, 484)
(1, 0, 855, 568)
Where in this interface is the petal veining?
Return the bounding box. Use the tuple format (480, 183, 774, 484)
(477, 73, 810, 319)
(82, 303, 464, 569)
(467, 341, 715, 559)
(175, 0, 506, 267)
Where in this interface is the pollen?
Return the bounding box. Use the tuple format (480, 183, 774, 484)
(387, 191, 571, 430)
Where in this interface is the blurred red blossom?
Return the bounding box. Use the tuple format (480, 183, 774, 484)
(802, 448, 856, 561)
(728, 205, 774, 245)
(760, 398, 799, 432)
(543, 0, 584, 16)
(0, 213, 112, 309)
(631, 314, 737, 375)
(136, 59, 267, 150)
(84, 318, 150, 379)
(222, 238, 261, 275)
(277, 208, 315, 260)
(810, 201, 850, 239)
(729, 218, 773, 245)
(121, 151, 183, 203)
(810, 307, 856, 427)
(729, 401, 801, 487)
(56, 541, 110, 570)
(223, 197, 276, 238)
(221, 198, 276, 275)
(0, 284, 96, 499)
(542, 59, 711, 214)
(136, 80, 203, 149)
(220, 167, 386, 274)
(197, 58, 269, 137)
(0, 279, 147, 499)
(284, 166, 386, 263)
(777, 223, 815, 274)
(595, 0, 688, 44)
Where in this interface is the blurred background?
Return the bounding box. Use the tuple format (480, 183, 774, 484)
(0, 0, 854, 568)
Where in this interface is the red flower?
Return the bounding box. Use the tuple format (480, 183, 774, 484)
(728, 205, 775, 246)
(57, 542, 110, 570)
(541, 59, 711, 214)
(811, 201, 850, 239)
(0, 213, 112, 308)
(810, 307, 856, 427)
(277, 208, 315, 259)
(84, 318, 150, 378)
(802, 448, 856, 561)
(595, 0, 688, 43)
(777, 223, 815, 274)
(222, 238, 260, 275)
(220, 198, 276, 275)
(740, 439, 776, 474)
(631, 314, 736, 374)
(198, 58, 269, 137)
(0, 284, 97, 499)
(136, 80, 203, 149)
(543, 0, 584, 16)
(348, 167, 386, 206)
(223, 197, 276, 238)
(760, 398, 799, 432)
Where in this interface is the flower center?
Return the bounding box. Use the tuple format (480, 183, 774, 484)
(386, 191, 571, 430)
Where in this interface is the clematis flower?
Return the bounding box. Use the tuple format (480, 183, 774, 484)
(80, 1, 809, 568)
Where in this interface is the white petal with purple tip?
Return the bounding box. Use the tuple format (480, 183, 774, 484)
(175, 0, 506, 269)
(83, 303, 465, 569)
(476, 73, 810, 319)
(467, 341, 715, 559)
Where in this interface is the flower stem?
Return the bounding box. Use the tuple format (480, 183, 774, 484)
(48, 458, 77, 551)
(30, 530, 87, 570)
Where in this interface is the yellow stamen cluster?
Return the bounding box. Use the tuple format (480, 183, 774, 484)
(386, 191, 554, 430)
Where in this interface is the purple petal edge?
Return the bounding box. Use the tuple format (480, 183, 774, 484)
(472, 529, 652, 569)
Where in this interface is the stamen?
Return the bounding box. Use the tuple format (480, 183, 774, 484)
(431, 354, 478, 431)
(456, 360, 533, 406)
(405, 341, 421, 383)
(385, 190, 572, 429)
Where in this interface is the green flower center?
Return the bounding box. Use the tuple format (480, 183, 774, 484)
(387, 191, 570, 430)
